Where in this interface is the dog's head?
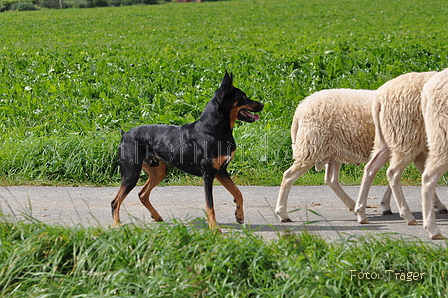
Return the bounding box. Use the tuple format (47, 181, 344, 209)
(216, 72, 264, 128)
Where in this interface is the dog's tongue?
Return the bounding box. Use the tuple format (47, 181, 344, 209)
(243, 110, 260, 121)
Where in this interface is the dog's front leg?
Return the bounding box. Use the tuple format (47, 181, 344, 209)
(216, 170, 244, 224)
(203, 172, 219, 231)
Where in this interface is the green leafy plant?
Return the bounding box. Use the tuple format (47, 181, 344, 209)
(1, 0, 36, 10)
(0, 0, 447, 185)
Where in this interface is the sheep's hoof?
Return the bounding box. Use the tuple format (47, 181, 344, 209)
(382, 210, 393, 216)
(360, 219, 370, 224)
(281, 218, 293, 223)
(431, 234, 446, 240)
(438, 208, 448, 214)
(407, 220, 418, 226)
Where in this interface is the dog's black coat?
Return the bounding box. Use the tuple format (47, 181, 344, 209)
(111, 73, 263, 228)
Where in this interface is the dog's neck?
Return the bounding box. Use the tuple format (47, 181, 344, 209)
(196, 99, 233, 134)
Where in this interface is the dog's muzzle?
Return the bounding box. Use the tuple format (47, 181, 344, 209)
(238, 102, 263, 123)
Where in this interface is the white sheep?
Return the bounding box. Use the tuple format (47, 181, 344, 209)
(275, 89, 392, 222)
(355, 71, 448, 230)
(421, 68, 448, 240)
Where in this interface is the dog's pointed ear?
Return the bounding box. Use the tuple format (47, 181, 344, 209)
(216, 72, 234, 103)
(220, 71, 234, 90)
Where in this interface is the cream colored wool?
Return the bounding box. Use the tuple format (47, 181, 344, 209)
(373, 71, 437, 158)
(421, 68, 448, 239)
(422, 69, 448, 170)
(275, 89, 392, 222)
(355, 71, 447, 233)
(292, 89, 375, 165)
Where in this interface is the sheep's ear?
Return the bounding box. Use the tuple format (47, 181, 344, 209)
(216, 71, 234, 103)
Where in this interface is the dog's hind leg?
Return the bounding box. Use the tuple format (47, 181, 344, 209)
(216, 170, 244, 224)
(138, 161, 167, 222)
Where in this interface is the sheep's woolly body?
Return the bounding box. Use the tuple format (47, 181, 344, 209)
(422, 69, 448, 240)
(292, 89, 376, 167)
(275, 89, 391, 222)
(421, 68, 448, 239)
(373, 71, 437, 158)
(355, 71, 448, 236)
(422, 69, 448, 169)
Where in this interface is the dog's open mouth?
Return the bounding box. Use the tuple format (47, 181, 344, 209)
(238, 109, 261, 123)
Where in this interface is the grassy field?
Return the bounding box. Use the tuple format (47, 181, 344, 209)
(1, 1, 448, 295)
(1, 0, 447, 186)
(0, 219, 447, 297)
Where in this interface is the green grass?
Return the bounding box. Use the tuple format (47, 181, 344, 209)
(1, 0, 448, 186)
(0, 219, 447, 297)
(1, 2, 447, 295)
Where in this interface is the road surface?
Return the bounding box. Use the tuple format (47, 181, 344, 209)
(1, 185, 448, 243)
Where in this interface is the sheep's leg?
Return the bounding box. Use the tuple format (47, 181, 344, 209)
(276, 162, 313, 222)
(386, 155, 417, 225)
(325, 161, 356, 211)
(356, 146, 390, 224)
(414, 153, 448, 213)
(380, 186, 393, 215)
(421, 162, 448, 240)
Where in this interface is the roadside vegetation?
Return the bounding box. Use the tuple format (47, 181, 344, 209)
(0, 218, 447, 297)
(0, 0, 218, 12)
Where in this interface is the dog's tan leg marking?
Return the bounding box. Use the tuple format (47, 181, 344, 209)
(205, 206, 219, 230)
(112, 185, 129, 227)
(216, 173, 244, 224)
(138, 162, 166, 222)
(212, 153, 234, 170)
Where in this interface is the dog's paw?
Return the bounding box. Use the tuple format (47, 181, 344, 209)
(151, 215, 164, 222)
(235, 210, 244, 224)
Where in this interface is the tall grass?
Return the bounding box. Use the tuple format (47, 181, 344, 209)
(0, 218, 447, 297)
(1, 0, 447, 185)
(0, 133, 119, 185)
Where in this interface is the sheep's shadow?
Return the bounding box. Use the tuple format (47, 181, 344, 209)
(188, 208, 448, 239)
(188, 216, 390, 234)
(366, 210, 448, 224)
(219, 222, 390, 232)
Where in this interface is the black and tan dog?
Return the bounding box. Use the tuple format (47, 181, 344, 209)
(111, 73, 263, 229)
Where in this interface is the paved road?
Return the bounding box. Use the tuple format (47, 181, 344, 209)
(1, 185, 448, 243)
